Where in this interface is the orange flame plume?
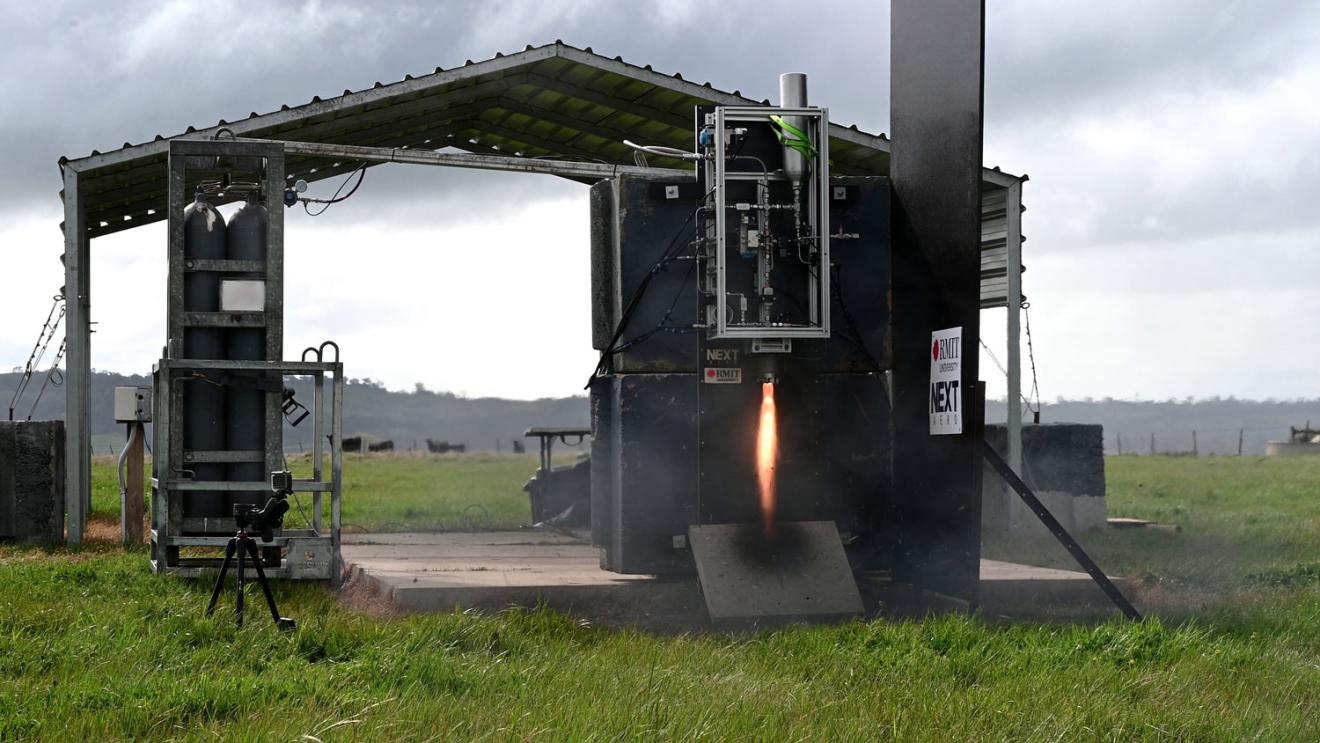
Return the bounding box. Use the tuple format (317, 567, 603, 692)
(756, 381, 778, 537)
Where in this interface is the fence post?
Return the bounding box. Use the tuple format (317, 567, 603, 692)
(1238, 428, 1244, 456)
(1117, 433, 1123, 455)
(122, 422, 145, 545)
(1192, 430, 1198, 457)
(1150, 432, 1155, 456)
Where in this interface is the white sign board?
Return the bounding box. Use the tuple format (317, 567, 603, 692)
(703, 367, 743, 384)
(929, 326, 963, 435)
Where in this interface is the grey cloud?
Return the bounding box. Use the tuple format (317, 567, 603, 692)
(5, 2, 1319, 262)
(986, 0, 1320, 119)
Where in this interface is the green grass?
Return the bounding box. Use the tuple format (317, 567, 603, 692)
(9, 455, 1318, 739)
(314, 452, 539, 531)
(984, 455, 1320, 599)
(92, 451, 544, 532)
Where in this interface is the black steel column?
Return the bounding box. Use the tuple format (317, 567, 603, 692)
(889, 0, 986, 604)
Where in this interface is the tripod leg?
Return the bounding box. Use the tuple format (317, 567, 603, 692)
(245, 539, 293, 630)
(236, 537, 246, 628)
(205, 539, 238, 617)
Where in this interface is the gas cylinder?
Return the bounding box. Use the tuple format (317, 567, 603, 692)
(224, 192, 269, 510)
(182, 194, 227, 521)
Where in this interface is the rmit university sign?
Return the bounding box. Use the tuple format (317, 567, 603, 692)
(929, 326, 963, 435)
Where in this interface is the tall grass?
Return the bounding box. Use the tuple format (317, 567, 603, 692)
(9, 455, 1311, 739)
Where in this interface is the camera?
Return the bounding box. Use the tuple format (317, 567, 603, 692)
(207, 469, 298, 631)
(231, 470, 293, 542)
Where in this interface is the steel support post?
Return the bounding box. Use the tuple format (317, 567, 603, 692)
(62, 167, 91, 545)
(890, 0, 986, 604)
(1005, 179, 1024, 476)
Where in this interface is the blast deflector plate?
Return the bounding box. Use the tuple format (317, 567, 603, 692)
(688, 521, 863, 624)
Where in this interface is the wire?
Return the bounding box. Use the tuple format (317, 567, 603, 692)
(25, 340, 66, 421)
(830, 269, 884, 372)
(301, 163, 367, 216)
(611, 254, 700, 353)
(585, 189, 715, 387)
(1023, 301, 1042, 420)
(978, 337, 1037, 417)
(731, 155, 769, 174)
(9, 293, 65, 421)
(585, 217, 696, 384)
(117, 421, 142, 512)
(279, 451, 316, 530)
(622, 140, 702, 162)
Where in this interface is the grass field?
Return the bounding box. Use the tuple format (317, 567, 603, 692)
(2, 455, 1316, 740)
(984, 455, 1320, 601)
(89, 452, 545, 533)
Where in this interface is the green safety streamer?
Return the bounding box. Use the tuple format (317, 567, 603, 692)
(769, 115, 818, 160)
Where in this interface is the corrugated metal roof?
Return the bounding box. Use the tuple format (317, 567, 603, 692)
(60, 41, 1022, 241)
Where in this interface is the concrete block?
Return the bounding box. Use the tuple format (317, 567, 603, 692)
(0, 421, 65, 543)
(984, 422, 1106, 536)
(1072, 496, 1108, 531)
(1008, 490, 1075, 537)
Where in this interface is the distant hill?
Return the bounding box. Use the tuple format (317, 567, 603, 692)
(986, 398, 1320, 456)
(5, 371, 1315, 456)
(1, 371, 588, 454)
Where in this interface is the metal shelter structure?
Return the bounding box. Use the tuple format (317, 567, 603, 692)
(56, 41, 1026, 544)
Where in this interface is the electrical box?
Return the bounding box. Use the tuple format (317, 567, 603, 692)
(114, 386, 152, 423)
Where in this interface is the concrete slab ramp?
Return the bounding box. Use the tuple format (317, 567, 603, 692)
(688, 521, 863, 627)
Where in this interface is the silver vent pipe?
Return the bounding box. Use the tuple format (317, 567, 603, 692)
(778, 72, 809, 188)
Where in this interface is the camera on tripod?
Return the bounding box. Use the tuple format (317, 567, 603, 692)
(205, 469, 298, 630)
(231, 470, 293, 542)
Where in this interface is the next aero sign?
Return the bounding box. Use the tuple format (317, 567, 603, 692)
(930, 326, 962, 435)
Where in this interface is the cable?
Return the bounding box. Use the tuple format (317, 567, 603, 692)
(585, 190, 715, 387)
(731, 155, 769, 175)
(117, 421, 142, 514)
(25, 339, 66, 421)
(586, 218, 695, 384)
(611, 255, 700, 353)
(1023, 301, 1042, 421)
(978, 337, 1037, 417)
(9, 293, 65, 421)
(279, 451, 316, 530)
(830, 269, 884, 372)
(300, 163, 367, 216)
(622, 140, 702, 162)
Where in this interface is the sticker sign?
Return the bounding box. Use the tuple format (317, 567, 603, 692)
(929, 326, 963, 435)
(704, 367, 743, 384)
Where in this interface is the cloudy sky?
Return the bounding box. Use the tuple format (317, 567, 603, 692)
(1, 0, 1317, 401)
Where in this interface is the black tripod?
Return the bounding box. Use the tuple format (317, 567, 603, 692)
(205, 499, 296, 631)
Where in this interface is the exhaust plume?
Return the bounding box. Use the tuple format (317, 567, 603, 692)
(757, 381, 778, 536)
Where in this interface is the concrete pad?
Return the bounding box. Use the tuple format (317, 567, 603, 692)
(341, 531, 1128, 626)
(688, 522, 863, 626)
(979, 558, 1122, 615)
(341, 531, 707, 629)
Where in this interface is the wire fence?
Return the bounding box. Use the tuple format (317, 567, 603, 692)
(1108, 427, 1295, 457)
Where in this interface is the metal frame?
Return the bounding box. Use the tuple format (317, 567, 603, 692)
(151, 357, 344, 579)
(274, 139, 686, 180)
(61, 168, 91, 544)
(147, 139, 342, 580)
(707, 105, 831, 340)
(1004, 179, 1025, 476)
(58, 48, 1027, 540)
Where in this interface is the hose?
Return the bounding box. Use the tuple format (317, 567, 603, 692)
(117, 423, 142, 506)
(622, 140, 702, 161)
